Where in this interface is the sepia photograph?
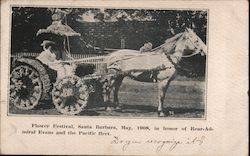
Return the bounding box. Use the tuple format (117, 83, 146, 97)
(1, 1, 248, 155)
(9, 7, 207, 118)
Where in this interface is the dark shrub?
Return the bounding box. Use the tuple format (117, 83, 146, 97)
(75, 64, 95, 77)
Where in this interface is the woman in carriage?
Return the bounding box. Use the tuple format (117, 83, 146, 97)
(36, 39, 76, 79)
(36, 12, 81, 79)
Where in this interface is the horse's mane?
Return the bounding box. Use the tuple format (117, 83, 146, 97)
(164, 32, 184, 44)
(159, 32, 184, 54)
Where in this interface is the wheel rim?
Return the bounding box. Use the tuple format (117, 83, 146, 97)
(10, 65, 42, 110)
(52, 76, 89, 115)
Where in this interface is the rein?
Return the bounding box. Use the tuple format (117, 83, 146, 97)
(166, 54, 194, 75)
(178, 50, 202, 58)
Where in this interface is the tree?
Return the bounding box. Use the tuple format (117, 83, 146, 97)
(11, 7, 207, 54)
(12, 7, 52, 53)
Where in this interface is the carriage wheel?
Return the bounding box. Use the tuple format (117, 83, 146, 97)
(10, 65, 42, 110)
(52, 76, 89, 115)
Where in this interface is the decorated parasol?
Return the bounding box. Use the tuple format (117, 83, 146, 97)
(36, 13, 81, 58)
(36, 20, 81, 37)
(37, 11, 80, 37)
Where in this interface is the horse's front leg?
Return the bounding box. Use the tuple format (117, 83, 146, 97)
(157, 68, 177, 117)
(158, 78, 172, 117)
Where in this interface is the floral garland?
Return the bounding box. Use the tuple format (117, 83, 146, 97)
(17, 57, 52, 99)
(10, 65, 43, 109)
(52, 76, 89, 115)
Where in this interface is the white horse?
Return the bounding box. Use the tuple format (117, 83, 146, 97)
(103, 28, 207, 117)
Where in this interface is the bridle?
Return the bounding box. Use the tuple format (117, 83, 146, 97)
(185, 32, 206, 56)
(170, 32, 205, 59)
(166, 32, 205, 73)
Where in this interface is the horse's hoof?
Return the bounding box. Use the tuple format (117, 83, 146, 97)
(105, 107, 113, 111)
(115, 106, 122, 110)
(169, 111, 175, 116)
(115, 106, 123, 112)
(158, 112, 166, 117)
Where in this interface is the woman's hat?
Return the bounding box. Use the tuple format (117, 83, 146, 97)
(41, 40, 56, 47)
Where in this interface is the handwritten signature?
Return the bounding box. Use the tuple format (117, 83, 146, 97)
(110, 135, 206, 152)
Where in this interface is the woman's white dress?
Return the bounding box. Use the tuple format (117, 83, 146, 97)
(36, 50, 75, 79)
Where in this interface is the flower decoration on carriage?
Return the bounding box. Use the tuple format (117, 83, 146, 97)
(52, 76, 89, 115)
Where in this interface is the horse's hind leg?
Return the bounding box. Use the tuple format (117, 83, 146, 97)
(113, 75, 124, 110)
(102, 79, 112, 111)
(103, 75, 124, 111)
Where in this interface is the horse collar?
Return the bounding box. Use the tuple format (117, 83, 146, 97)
(166, 54, 179, 68)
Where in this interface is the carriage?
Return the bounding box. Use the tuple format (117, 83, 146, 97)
(9, 51, 113, 115)
(9, 15, 114, 115)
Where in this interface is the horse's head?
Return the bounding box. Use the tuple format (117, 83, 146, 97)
(173, 28, 207, 58)
(184, 28, 207, 55)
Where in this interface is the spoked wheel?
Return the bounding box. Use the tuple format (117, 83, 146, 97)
(10, 65, 42, 110)
(52, 76, 89, 115)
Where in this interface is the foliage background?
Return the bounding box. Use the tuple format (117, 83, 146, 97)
(11, 7, 207, 54)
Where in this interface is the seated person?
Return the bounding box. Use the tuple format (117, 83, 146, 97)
(36, 40, 57, 64)
(139, 42, 153, 52)
(36, 40, 76, 79)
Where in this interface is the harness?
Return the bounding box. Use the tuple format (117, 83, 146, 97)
(165, 31, 205, 73)
(166, 50, 202, 77)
